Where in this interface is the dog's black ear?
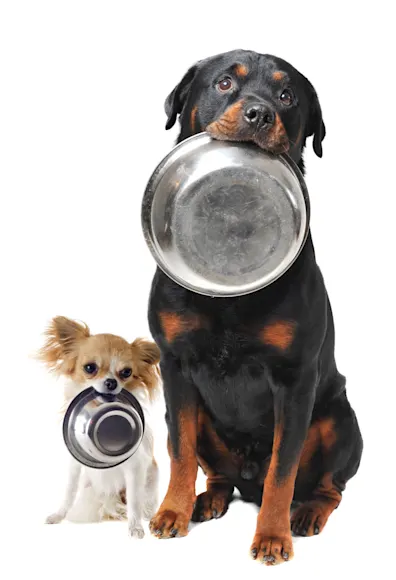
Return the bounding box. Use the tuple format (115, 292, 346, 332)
(164, 65, 198, 130)
(305, 80, 326, 158)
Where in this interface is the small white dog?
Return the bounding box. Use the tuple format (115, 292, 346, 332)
(39, 316, 161, 538)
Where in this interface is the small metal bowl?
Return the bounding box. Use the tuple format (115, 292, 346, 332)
(63, 388, 145, 469)
(142, 132, 310, 297)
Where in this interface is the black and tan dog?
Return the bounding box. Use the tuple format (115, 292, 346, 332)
(148, 50, 363, 565)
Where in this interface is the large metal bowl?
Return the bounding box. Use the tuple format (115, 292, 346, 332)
(141, 132, 310, 297)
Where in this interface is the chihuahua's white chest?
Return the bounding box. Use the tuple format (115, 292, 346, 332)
(82, 462, 128, 495)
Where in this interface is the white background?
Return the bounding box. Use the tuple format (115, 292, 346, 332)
(1, 1, 395, 578)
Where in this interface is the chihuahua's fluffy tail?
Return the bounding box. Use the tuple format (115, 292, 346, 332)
(66, 486, 127, 523)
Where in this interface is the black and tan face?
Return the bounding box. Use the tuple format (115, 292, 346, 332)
(165, 50, 325, 170)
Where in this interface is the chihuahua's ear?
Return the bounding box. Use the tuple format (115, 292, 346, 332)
(37, 316, 90, 374)
(131, 338, 160, 365)
(131, 338, 161, 398)
(164, 64, 199, 130)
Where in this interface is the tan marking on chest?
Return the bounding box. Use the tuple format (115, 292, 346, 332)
(159, 312, 203, 343)
(260, 320, 296, 351)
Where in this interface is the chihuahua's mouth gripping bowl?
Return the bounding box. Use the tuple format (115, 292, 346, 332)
(63, 387, 145, 469)
(142, 133, 310, 297)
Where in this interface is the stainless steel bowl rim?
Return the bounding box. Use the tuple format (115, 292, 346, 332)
(141, 132, 311, 298)
(63, 387, 145, 469)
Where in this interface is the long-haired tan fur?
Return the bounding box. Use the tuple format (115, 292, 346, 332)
(37, 316, 161, 400)
(130, 338, 161, 400)
(37, 316, 90, 375)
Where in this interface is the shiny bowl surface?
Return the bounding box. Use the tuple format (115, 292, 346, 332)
(63, 388, 145, 469)
(142, 132, 310, 297)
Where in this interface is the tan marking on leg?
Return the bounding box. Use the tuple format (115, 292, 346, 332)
(298, 417, 337, 472)
(293, 415, 341, 537)
(291, 472, 342, 536)
(193, 409, 235, 522)
(197, 408, 242, 476)
(258, 423, 298, 531)
(150, 407, 197, 538)
(298, 423, 321, 470)
(251, 422, 296, 565)
(165, 409, 197, 507)
(318, 418, 337, 452)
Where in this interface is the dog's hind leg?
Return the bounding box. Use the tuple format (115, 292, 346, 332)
(292, 391, 363, 537)
(191, 409, 235, 523)
(191, 469, 234, 522)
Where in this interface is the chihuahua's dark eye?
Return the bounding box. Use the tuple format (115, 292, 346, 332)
(84, 363, 97, 374)
(279, 88, 294, 106)
(217, 77, 233, 93)
(119, 367, 132, 380)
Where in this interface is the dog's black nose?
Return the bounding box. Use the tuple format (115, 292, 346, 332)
(243, 103, 275, 128)
(104, 378, 118, 391)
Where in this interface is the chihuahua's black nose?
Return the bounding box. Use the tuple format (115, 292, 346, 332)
(104, 378, 118, 391)
(243, 102, 275, 129)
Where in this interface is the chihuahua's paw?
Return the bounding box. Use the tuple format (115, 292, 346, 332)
(128, 523, 145, 539)
(45, 512, 65, 524)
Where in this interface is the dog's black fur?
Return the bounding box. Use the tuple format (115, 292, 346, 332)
(148, 50, 362, 563)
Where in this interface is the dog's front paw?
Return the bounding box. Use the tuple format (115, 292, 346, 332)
(250, 531, 293, 565)
(45, 512, 65, 524)
(128, 523, 145, 539)
(149, 509, 190, 538)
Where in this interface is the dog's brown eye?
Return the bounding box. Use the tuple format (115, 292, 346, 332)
(84, 363, 97, 374)
(119, 367, 132, 380)
(217, 77, 233, 92)
(279, 89, 294, 106)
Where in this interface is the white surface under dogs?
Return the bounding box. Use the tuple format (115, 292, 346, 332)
(1, 1, 394, 579)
